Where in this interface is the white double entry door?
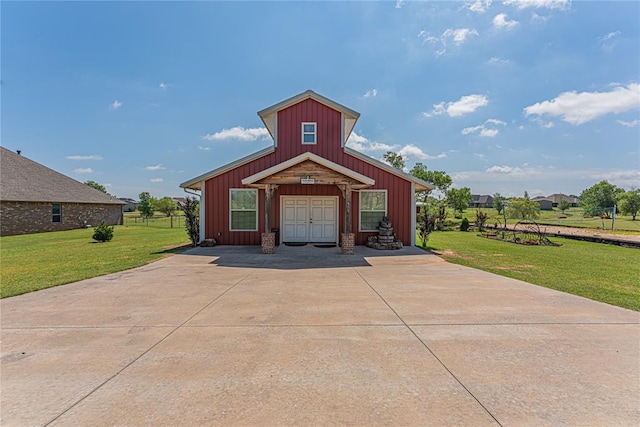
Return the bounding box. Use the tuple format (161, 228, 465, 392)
(281, 196, 338, 244)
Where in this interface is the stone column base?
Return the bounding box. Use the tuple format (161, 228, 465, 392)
(341, 233, 355, 255)
(261, 232, 276, 254)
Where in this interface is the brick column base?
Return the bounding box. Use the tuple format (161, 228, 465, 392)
(341, 233, 355, 255)
(261, 232, 276, 254)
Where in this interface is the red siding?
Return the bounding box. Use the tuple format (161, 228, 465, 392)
(204, 98, 415, 246)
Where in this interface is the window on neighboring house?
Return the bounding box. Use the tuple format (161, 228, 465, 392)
(302, 122, 316, 144)
(230, 189, 258, 231)
(52, 203, 61, 223)
(359, 190, 387, 231)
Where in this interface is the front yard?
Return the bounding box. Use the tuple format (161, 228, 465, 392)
(1, 226, 190, 298)
(423, 231, 639, 311)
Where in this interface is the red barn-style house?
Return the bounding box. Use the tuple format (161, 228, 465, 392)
(180, 90, 432, 253)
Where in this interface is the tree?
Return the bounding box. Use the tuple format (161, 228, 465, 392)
(558, 199, 571, 213)
(138, 192, 156, 220)
(85, 180, 108, 194)
(507, 197, 540, 219)
(183, 197, 200, 246)
(446, 187, 473, 217)
(92, 221, 114, 242)
(382, 151, 405, 170)
(155, 197, 177, 217)
(409, 163, 452, 198)
(580, 181, 624, 217)
(618, 189, 640, 220)
(493, 193, 506, 214)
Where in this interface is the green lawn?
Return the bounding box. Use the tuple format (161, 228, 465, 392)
(457, 207, 640, 233)
(422, 231, 640, 311)
(1, 225, 190, 298)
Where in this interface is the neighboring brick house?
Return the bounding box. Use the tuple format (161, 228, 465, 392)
(469, 194, 494, 209)
(180, 90, 432, 249)
(1, 147, 124, 236)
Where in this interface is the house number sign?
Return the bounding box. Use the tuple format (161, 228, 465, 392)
(300, 178, 315, 184)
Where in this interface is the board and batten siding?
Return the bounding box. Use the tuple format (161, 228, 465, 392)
(204, 98, 415, 246)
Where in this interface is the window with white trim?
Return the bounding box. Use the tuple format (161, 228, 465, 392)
(302, 122, 316, 144)
(359, 190, 387, 231)
(52, 203, 61, 223)
(230, 189, 258, 231)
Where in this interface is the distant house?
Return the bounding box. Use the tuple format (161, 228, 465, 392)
(0, 147, 125, 236)
(172, 197, 187, 211)
(118, 198, 139, 212)
(546, 193, 580, 207)
(469, 194, 494, 209)
(531, 197, 554, 210)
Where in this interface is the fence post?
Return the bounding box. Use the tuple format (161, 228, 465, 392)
(612, 205, 616, 231)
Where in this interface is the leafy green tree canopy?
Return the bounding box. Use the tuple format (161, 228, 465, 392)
(409, 163, 452, 198)
(580, 181, 624, 216)
(446, 187, 473, 216)
(618, 189, 640, 220)
(493, 193, 506, 214)
(85, 180, 108, 194)
(557, 199, 571, 212)
(138, 192, 157, 219)
(382, 151, 405, 170)
(155, 197, 177, 217)
(507, 197, 540, 219)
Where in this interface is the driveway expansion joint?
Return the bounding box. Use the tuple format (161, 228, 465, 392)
(41, 270, 255, 427)
(354, 268, 505, 427)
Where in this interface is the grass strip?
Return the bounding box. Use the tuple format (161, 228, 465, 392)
(423, 231, 639, 311)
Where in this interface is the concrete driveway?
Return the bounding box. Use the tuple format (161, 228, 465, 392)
(1, 245, 638, 426)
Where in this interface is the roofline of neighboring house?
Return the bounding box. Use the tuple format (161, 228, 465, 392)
(0, 198, 125, 205)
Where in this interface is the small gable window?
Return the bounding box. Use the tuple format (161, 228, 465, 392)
(302, 122, 316, 145)
(52, 203, 61, 223)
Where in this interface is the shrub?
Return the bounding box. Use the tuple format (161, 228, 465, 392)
(459, 217, 470, 231)
(92, 221, 114, 242)
(183, 197, 200, 247)
(474, 209, 488, 231)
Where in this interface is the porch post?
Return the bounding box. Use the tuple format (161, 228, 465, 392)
(340, 184, 355, 254)
(261, 184, 277, 254)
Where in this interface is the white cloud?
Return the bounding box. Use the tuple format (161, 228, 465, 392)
(598, 31, 621, 51)
(591, 170, 640, 189)
(443, 28, 479, 45)
(363, 89, 378, 98)
(203, 126, 270, 141)
(73, 168, 94, 174)
(159, 82, 170, 90)
(493, 13, 519, 30)
(504, 0, 570, 10)
(418, 28, 478, 57)
(145, 164, 166, 171)
(468, 0, 492, 13)
(462, 119, 505, 137)
(524, 83, 640, 125)
(150, 178, 163, 183)
(474, 153, 489, 161)
(398, 144, 447, 161)
(198, 146, 211, 151)
(424, 94, 489, 118)
(617, 119, 639, 128)
(346, 132, 397, 153)
(486, 118, 507, 125)
(66, 155, 103, 160)
(110, 100, 122, 110)
(480, 128, 500, 137)
(485, 165, 542, 177)
(487, 56, 511, 65)
(395, 0, 405, 8)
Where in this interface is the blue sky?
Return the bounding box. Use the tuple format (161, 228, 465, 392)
(2, 0, 639, 200)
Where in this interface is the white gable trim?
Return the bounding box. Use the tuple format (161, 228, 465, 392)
(241, 152, 375, 186)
